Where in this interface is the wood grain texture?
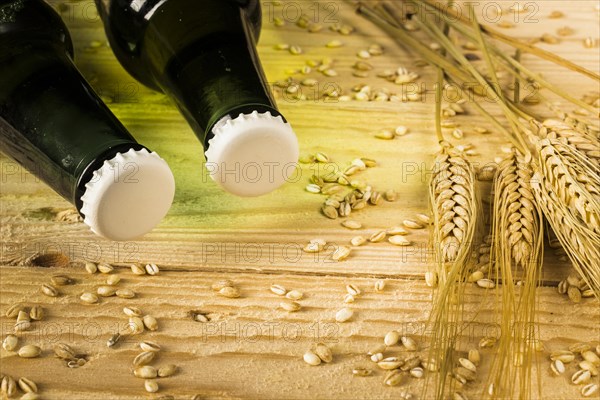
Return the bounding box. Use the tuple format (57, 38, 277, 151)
(0, 265, 599, 399)
(1, 0, 599, 399)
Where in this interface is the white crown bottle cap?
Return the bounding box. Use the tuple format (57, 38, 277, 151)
(204, 111, 299, 197)
(80, 148, 175, 241)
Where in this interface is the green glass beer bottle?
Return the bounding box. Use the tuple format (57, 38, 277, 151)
(0, 0, 175, 240)
(95, 0, 299, 197)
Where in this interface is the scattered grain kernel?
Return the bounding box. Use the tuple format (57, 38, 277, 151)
(124, 306, 143, 317)
(387, 226, 409, 235)
(388, 235, 412, 246)
(116, 289, 136, 299)
(143, 315, 158, 331)
(384, 369, 403, 386)
(384, 330, 400, 346)
(79, 292, 98, 305)
(479, 336, 496, 348)
(107, 333, 121, 348)
(374, 280, 386, 292)
(342, 220, 362, 230)
(29, 306, 44, 321)
(2, 334, 18, 351)
(97, 285, 117, 297)
(280, 300, 302, 312)
(304, 350, 321, 366)
(332, 246, 351, 261)
(459, 357, 477, 373)
(145, 379, 159, 393)
(98, 263, 114, 274)
(133, 351, 156, 367)
(369, 231, 387, 243)
(285, 290, 304, 301)
(218, 286, 240, 298)
(350, 236, 367, 246)
(551, 350, 575, 363)
(18, 345, 42, 358)
(145, 263, 159, 275)
(289, 45, 303, 55)
(572, 369, 592, 384)
(51, 274, 73, 286)
(353, 368, 373, 376)
(128, 317, 145, 335)
(1, 376, 16, 397)
(403, 219, 424, 229)
(477, 278, 496, 289)
(582, 350, 600, 365)
(134, 366, 158, 379)
(378, 357, 404, 370)
(346, 284, 361, 297)
(41, 283, 59, 297)
(401, 336, 418, 351)
(551, 359, 565, 375)
(343, 294, 355, 303)
(568, 286, 582, 303)
(270, 284, 287, 296)
(158, 364, 178, 377)
(375, 130, 394, 140)
(131, 263, 146, 275)
(85, 262, 98, 274)
(582, 383, 599, 397)
(425, 271, 438, 287)
(468, 349, 480, 366)
(335, 307, 354, 322)
(315, 343, 333, 363)
(106, 275, 121, 285)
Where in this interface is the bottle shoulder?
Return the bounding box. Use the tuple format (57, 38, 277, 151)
(0, 0, 73, 56)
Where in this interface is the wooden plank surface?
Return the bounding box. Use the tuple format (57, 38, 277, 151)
(1, 0, 600, 399)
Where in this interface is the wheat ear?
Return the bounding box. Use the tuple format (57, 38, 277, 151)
(489, 150, 544, 399)
(427, 144, 479, 398)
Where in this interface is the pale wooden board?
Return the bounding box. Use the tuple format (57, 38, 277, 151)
(0, 265, 599, 399)
(1, 0, 600, 399)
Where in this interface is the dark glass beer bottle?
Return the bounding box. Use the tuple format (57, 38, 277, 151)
(0, 0, 175, 240)
(95, 0, 299, 197)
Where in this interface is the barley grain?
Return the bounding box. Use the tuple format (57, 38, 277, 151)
(281, 290, 302, 301)
(97, 285, 117, 297)
(582, 383, 599, 397)
(378, 357, 404, 370)
(51, 275, 73, 286)
(571, 343, 592, 353)
(388, 236, 411, 246)
(315, 343, 333, 363)
(270, 284, 287, 296)
(80, 292, 98, 304)
(342, 220, 362, 230)
(304, 350, 321, 366)
(131, 264, 146, 275)
(369, 231, 386, 243)
(387, 226, 409, 235)
(343, 294, 355, 303)
(425, 271, 438, 287)
(116, 289, 136, 299)
(143, 315, 158, 331)
(479, 336, 496, 348)
(579, 361, 599, 376)
(85, 262, 98, 274)
(384, 369, 403, 386)
(350, 236, 366, 246)
(332, 246, 351, 261)
(41, 283, 58, 297)
(280, 300, 301, 312)
(335, 307, 354, 322)
(403, 219, 424, 229)
(1, 376, 16, 397)
(29, 306, 43, 321)
(346, 284, 361, 297)
(134, 366, 157, 379)
(145, 263, 160, 275)
(374, 280, 386, 292)
(107, 333, 121, 348)
(352, 368, 372, 376)
(582, 350, 600, 365)
(572, 369, 592, 384)
(145, 379, 159, 393)
(384, 330, 400, 346)
(18, 345, 41, 358)
(2, 335, 18, 351)
(401, 336, 418, 351)
(133, 351, 156, 367)
(106, 275, 121, 285)
(124, 306, 143, 317)
(410, 367, 424, 378)
(551, 350, 575, 363)
(98, 263, 114, 273)
(468, 349, 480, 366)
(551, 359, 565, 375)
(128, 317, 145, 334)
(158, 364, 178, 377)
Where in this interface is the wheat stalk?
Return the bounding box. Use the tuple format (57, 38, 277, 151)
(489, 151, 544, 399)
(427, 144, 479, 398)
